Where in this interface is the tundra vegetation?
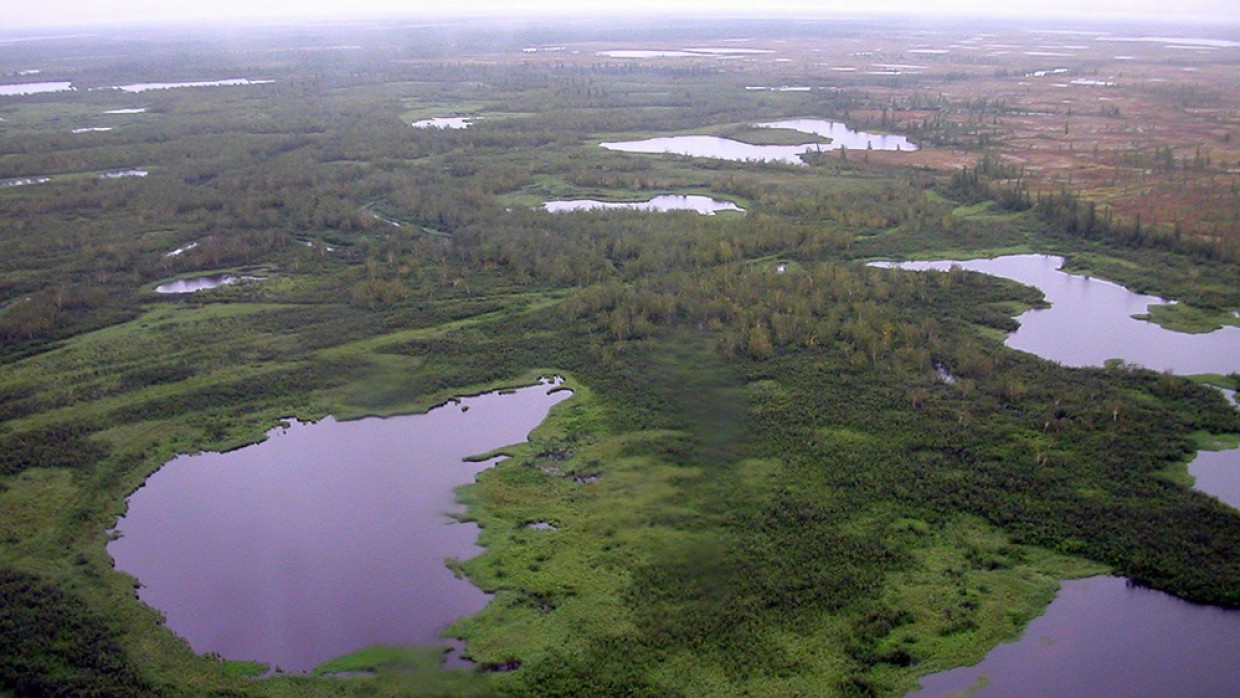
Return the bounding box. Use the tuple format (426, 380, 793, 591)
(0, 16, 1238, 698)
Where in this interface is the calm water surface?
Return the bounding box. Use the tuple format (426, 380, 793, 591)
(0, 81, 72, 95)
(544, 194, 743, 215)
(753, 119, 918, 151)
(109, 379, 571, 672)
(908, 576, 1240, 698)
(411, 117, 471, 129)
(1189, 390, 1240, 510)
(114, 79, 273, 92)
(602, 119, 917, 165)
(153, 274, 251, 294)
(879, 255, 1240, 697)
(874, 254, 1238, 374)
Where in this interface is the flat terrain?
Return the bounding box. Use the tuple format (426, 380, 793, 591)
(0, 16, 1238, 698)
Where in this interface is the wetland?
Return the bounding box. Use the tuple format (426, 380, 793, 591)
(109, 379, 570, 673)
(1, 14, 1239, 698)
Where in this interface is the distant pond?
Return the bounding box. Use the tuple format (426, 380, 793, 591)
(153, 274, 261, 294)
(411, 117, 471, 129)
(108, 379, 572, 673)
(601, 118, 917, 165)
(543, 194, 743, 215)
(877, 255, 1240, 697)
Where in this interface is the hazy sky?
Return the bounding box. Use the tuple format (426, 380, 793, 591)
(6, 0, 1240, 29)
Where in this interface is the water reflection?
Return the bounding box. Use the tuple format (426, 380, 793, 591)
(153, 274, 256, 294)
(543, 194, 743, 215)
(109, 379, 571, 673)
(874, 254, 1238, 375)
(411, 117, 471, 129)
(908, 577, 1240, 698)
(0, 81, 73, 96)
(753, 119, 918, 151)
(877, 255, 1240, 697)
(602, 119, 916, 164)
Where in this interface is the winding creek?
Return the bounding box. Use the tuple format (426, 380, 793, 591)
(878, 254, 1240, 698)
(108, 378, 571, 673)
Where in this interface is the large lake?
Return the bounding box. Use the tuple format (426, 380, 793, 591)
(878, 255, 1240, 697)
(601, 119, 917, 165)
(108, 379, 571, 673)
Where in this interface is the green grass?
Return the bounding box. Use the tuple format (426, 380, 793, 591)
(1133, 302, 1240, 334)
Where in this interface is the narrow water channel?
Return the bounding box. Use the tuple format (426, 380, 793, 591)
(108, 378, 571, 673)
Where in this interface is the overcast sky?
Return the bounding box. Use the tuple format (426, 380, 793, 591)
(6, 0, 1240, 30)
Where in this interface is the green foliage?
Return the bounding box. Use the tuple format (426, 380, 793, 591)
(0, 19, 1238, 698)
(0, 424, 108, 476)
(0, 568, 151, 697)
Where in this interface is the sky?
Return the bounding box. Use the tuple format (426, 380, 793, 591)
(5, 0, 1240, 29)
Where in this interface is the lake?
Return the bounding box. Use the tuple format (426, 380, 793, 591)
(907, 576, 1240, 698)
(153, 274, 263, 294)
(108, 378, 572, 673)
(113, 78, 274, 93)
(753, 119, 919, 151)
(877, 254, 1240, 697)
(601, 119, 917, 165)
(872, 254, 1238, 374)
(0, 81, 73, 96)
(411, 117, 471, 129)
(543, 194, 744, 215)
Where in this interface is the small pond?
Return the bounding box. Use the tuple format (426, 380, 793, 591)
(0, 81, 73, 96)
(907, 576, 1240, 698)
(543, 194, 743, 215)
(108, 378, 572, 673)
(112, 78, 274, 93)
(754, 119, 919, 151)
(1189, 389, 1240, 511)
(601, 119, 916, 165)
(153, 274, 261, 294)
(411, 117, 471, 129)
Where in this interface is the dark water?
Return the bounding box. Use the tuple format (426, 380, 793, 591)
(108, 379, 571, 672)
(908, 577, 1240, 698)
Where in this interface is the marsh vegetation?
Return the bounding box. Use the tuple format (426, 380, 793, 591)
(0, 15, 1238, 698)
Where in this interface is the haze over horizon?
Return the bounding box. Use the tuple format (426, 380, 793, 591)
(5, 0, 1240, 31)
